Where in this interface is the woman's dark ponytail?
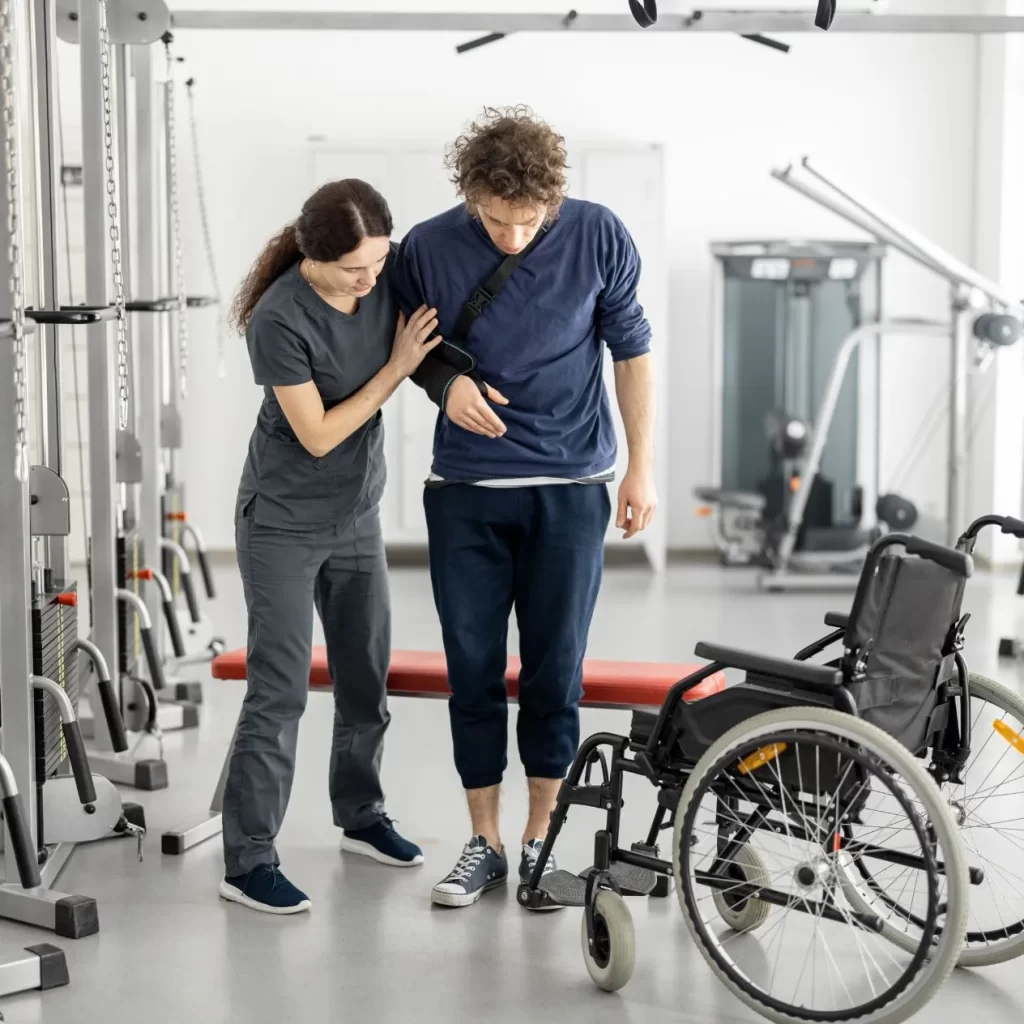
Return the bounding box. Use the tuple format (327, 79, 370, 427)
(230, 223, 303, 333)
(229, 179, 393, 334)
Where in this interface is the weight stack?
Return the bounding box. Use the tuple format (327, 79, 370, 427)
(31, 583, 80, 780)
(117, 528, 145, 677)
(161, 481, 186, 602)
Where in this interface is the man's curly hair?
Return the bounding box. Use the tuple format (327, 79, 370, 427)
(445, 105, 568, 211)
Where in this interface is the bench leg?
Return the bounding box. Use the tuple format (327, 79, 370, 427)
(160, 714, 236, 856)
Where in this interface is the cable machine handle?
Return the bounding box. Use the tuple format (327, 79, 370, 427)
(125, 298, 178, 313)
(117, 589, 168, 692)
(25, 305, 119, 325)
(74, 638, 129, 753)
(0, 753, 41, 888)
(186, 295, 218, 308)
(31, 677, 97, 805)
(1, 795, 41, 889)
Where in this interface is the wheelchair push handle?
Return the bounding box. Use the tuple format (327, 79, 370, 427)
(958, 514, 1024, 547)
(1001, 516, 1024, 537)
(905, 536, 973, 578)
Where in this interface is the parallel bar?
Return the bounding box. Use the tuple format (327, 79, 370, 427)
(169, 12, 1024, 35)
(0, 0, 41, 882)
(132, 42, 164, 659)
(81, 0, 121, 753)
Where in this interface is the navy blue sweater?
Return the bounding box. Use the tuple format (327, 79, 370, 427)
(391, 199, 651, 481)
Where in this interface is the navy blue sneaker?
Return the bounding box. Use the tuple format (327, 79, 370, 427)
(431, 836, 508, 907)
(219, 865, 311, 915)
(339, 816, 424, 867)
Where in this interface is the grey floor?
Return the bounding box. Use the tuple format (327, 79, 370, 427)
(3, 557, 1024, 1023)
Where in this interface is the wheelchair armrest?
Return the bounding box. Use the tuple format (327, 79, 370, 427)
(824, 611, 850, 629)
(694, 641, 843, 694)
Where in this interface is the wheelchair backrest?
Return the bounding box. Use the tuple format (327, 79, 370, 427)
(842, 552, 965, 749)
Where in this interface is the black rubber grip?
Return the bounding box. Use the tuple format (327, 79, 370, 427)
(1000, 517, 1024, 538)
(26, 304, 117, 325)
(2, 795, 41, 889)
(906, 537, 974, 578)
(125, 298, 176, 313)
(196, 548, 216, 599)
(137, 676, 159, 732)
(186, 295, 219, 308)
(96, 677, 129, 753)
(163, 600, 187, 657)
(181, 570, 201, 624)
(62, 723, 97, 805)
(141, 627, 167, 691)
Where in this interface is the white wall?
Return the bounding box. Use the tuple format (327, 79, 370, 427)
(155, 23, 981, 552)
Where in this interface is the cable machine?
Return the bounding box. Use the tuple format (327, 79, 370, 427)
(49, 2, 223, 781)
(0, 0, 152, 968)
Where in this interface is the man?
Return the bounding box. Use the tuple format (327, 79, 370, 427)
(392, 105, 657, 909)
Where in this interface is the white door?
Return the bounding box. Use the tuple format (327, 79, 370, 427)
(580, 146, 668, 571)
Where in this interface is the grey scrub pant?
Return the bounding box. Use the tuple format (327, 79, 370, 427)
(222, 502, 391, 878)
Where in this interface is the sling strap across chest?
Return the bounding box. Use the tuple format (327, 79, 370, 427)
(452, 223, 549, 343)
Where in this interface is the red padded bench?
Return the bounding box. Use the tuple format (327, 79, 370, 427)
(210, 646, 726, 708)
(162, 648, 725, 856)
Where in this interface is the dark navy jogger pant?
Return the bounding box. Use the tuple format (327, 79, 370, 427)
(423, 482, 611, 790)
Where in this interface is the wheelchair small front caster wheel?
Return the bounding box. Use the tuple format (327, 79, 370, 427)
(581, 890, 635, 992)
(712, 843, 771, 933)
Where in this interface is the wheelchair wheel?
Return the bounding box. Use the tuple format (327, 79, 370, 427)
(581, 890, 636, 993)
(712, 843, 771, 933)
(841, 673, 1024, 968)
(672, 706, 967, 1024)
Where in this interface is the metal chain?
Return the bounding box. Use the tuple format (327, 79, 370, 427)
(98, 0, 129, 430)
(185, 77, 225, 378)
(165, 40, 188, 399)
(1, 0, 28, 482)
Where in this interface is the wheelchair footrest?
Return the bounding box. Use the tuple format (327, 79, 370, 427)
(536, 870, 588, 908)
(578, 860, 660, 897)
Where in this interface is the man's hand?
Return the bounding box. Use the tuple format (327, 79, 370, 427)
(444, 375, 509, 438)
(616, 463, 657, 539)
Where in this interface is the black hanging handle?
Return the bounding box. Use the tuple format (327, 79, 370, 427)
(816, 0, 837, 30)
(629, 1, 657, 29)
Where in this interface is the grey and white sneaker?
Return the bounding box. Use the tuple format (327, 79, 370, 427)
(519, 839, 565, 911)
(519, 839, 558, 884)
(431, 836, 508, 908)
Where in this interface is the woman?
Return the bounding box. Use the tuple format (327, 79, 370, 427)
(220, 179, 440, 915)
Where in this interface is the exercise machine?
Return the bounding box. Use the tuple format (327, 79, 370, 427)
(0, 0, 145, 954)
(699, 240, 894, 567)
(701, 158, 1022, 592)
(759, 157, 1023, 592)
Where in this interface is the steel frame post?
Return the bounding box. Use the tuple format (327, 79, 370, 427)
(132, 41, 164, 661)
(80, 0, 120, 757)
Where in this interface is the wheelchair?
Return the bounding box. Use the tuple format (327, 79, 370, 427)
(519, 530, 988, 1024)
